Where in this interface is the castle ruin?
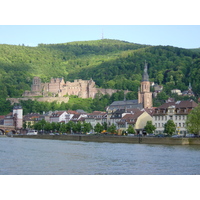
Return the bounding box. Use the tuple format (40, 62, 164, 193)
(22, 77, 120, 99)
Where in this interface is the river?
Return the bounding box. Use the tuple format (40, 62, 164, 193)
(1, 137, 200, 175)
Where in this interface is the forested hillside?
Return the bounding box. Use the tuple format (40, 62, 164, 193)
(0, 39, 200, 114)
(0, 39, 149, 98)
(67, 45, 200, 94)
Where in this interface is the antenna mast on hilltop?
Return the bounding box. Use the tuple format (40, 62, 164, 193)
(102, 28, 104, 40)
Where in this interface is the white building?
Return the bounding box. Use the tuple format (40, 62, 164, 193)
(49, 111, 67, 123)
(85, 111, 107, 131)
(171, 89, 182, 95)
(153, 100, 198, 135)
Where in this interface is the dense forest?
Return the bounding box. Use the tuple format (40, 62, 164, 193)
(0, 39, 200, 115)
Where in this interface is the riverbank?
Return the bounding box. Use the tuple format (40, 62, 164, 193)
(0, 135, 6, 137)
(11, 134, 200, 145)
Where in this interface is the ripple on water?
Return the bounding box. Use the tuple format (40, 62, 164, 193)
(0, 138, 200, 175)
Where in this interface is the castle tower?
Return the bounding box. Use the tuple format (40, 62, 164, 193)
(31, 77, 42, 92)
(138, 61, 152, 108)
(48, 77, 65, 94)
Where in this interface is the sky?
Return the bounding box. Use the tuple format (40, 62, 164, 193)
(1, 1, 200, 49)
(0, 25, 200, 49)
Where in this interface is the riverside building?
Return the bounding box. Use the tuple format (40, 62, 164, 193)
(152, 99, 198, 135)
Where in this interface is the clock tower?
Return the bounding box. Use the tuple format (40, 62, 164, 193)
(138, 61, 152, 108)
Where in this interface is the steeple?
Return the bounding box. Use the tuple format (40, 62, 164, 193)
(142, 61, 149, 82)
(138, 61, 152, 108)
(188, 82, 192, 90)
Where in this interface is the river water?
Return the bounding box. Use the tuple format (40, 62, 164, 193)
(1, 137, 200, 175)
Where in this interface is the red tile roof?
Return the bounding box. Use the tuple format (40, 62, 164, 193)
(117, 110, 144, 125)
(157, 100, 198, 109)
(154, 100, 198, 116)
(67, 110, 79, 114)
(50, 111, 66, 117)
(87, 111, 106, 116)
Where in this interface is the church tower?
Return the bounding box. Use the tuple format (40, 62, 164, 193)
(138, 61, 152, 108)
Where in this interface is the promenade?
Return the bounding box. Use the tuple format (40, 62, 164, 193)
(11, 134, 200, 145)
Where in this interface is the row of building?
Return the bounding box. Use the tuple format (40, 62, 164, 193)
(1, 98, 198, 135)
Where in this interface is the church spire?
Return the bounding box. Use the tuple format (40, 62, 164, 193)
(142, 61, 149, 82)
(188, 82, 192, 90)
(138, 61, 152, 108)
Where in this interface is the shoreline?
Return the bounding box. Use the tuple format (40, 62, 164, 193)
(10, 134, 200, 145)
(0, 135, 7, 137)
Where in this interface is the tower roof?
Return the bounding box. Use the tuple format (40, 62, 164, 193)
(142, 61, 149, 82)
(13, 105, 22, 109)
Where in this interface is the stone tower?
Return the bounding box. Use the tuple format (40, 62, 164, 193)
(31, 77, 42, 92)
(13, 105, 23, 129)
(138, 61, 152, 108)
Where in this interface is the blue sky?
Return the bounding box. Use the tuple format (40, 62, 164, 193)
(1, 1, 200, 49)
(0, 25, 200, 49)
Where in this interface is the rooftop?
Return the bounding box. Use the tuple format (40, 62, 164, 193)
(157, 100, 198, 109)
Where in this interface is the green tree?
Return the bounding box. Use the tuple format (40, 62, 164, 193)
(108, 124, 117, 134)
(23, 122, 27, 129)
(94, 122, 104, 134)
(59, 122, 67, 133)
(66, 121, 75, 133)
(157, 72, 164, 85)
(186, 104, 200, 135)
(33, 119, 45, 132)
(156, 91, 168, 101)
(0, 98, 12, 115)
(27, 122, 32, 129)
(144, 121, 156, 134)
(44, 122, 52, 132)
(164, 120, 176, 136)
(102, 122, 108, 131)
(82, 122, 92, 134)
(51, 122, 58, 132)
(127, 125, 135, 134)
(76, 121, 82, 133)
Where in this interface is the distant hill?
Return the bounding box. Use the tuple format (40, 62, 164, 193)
(0, 39, 200, 100)
(190, 48, 200, 53)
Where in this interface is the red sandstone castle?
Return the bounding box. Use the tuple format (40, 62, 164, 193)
(23, 77, 120, 99)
